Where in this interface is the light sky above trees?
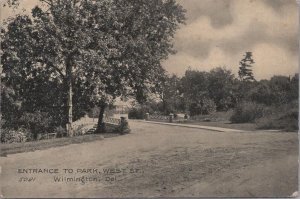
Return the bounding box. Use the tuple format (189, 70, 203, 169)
(1, 0, 298, 80)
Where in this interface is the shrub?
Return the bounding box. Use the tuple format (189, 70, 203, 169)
(1, 128, 30, 143)
(128, 108, 146, 119)
(19, 111, 54, 140)
(257, 113, 298, 131)
(73, 125, 86, 136)
(256, 105, 298, 131)
(230, 101, 265, 123)
(218, 97, 234, 111)
(53, 126, 67, 138)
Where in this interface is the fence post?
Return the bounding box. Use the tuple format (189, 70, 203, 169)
(145, 113, 149, 121)
(169, 113, 174, 123)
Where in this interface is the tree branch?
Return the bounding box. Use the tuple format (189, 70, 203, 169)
(49, 63, 65, 79)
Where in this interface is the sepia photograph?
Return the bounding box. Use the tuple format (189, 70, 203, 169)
(0, 0, 299, 198)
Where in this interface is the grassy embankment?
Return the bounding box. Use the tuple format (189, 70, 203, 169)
(176, 111, 256, 131)
(176, 108, 298, 132)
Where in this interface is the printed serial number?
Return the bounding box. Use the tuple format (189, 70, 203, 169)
(18, 177, 36, 182)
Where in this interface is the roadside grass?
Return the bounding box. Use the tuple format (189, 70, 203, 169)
(178, 120, 257, 131)
(0, 133, 120, 157)
(177, 109, 298, 132)
(189, 110, 234, 122)
(256, 112, 298, 132)
(256, 104, 298, 132)
(176, 110, 258, 131)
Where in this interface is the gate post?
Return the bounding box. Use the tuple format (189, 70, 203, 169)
(169, 113, 174, 123)
(145, 113, 150, 121)
(120, 116, 126, 125)
(120, 116, 130, 134)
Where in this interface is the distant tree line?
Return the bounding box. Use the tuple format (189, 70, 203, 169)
(129, 53, 298, 131)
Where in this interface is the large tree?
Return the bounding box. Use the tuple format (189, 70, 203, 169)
(207, 67, 235, 111)
(1, 0, 185, 135)
(181, 69, 216, 115)
(154, 73, 184, 114)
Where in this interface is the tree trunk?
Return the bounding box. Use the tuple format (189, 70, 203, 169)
(66, 58, 73, 136)
(96, 103, 106, 133)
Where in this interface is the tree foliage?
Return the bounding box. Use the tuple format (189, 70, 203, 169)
(1, 0, 186, 136)
(207, 67, 235, 111)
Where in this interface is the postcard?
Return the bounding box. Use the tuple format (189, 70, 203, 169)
(0, 0, 298, 198)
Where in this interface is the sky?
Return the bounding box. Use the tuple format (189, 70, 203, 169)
(1, 0, 299, 80)
(164, 0, 299, 80)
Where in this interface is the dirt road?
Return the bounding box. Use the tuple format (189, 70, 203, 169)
(0, 121, 298, 198)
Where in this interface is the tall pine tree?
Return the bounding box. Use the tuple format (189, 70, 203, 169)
(238, 52, 255, 81)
